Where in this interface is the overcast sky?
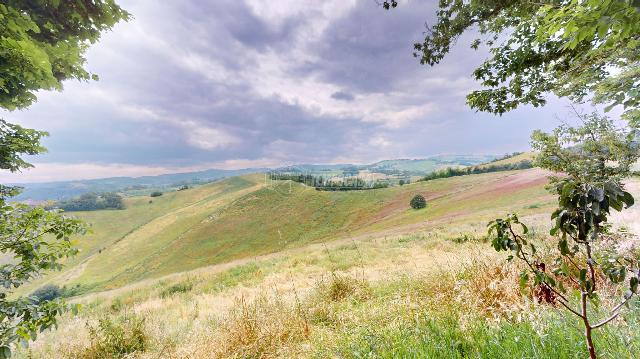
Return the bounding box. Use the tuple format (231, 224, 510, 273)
(1, 0, 575, 183)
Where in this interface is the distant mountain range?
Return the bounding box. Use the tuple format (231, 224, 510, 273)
(12, 155, 498, 201)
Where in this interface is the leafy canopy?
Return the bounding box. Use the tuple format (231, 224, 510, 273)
(0, 0, 129, 110)
(398, 0, 640, 123)
(410, 194, 427, 209)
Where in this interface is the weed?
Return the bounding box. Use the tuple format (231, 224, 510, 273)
(208, 295, 311, 358)
(73, 314, 147, 359)
(160, 281, 193, 298)
(314, 273, 371, 302)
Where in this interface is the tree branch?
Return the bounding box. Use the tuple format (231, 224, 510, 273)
(592, 294, 635, 329)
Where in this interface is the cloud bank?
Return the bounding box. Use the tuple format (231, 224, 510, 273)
(1, 0, 569, 182)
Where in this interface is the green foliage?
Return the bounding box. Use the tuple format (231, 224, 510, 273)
(0, 202, 86, 356)
(0, 120, 47, 173)
(532, 111, 640, 183)
(270, 172, 390, 191)
(81, 315, 146, 359)
(330, 309, 640, 358)
(149, 191, 163, 198)
(57, 192, 125, 211)
(0, 1, 128, 356)
(160, 282, 193, 298)
(410, 194, 426, 210)
(30, 284, 62, 303)
(0, 1, 130, 110)
(422, 160, 533, 181)
(489, 113, 640, 358)
(389, 1, 640, 123)
(486, 152, 525, 164)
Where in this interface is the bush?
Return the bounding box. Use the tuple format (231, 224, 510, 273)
(149, 191, 163, 197)
(31, 284, 62, 302)
(314, 274, 371, 302)
(57, 192, 125, 211)
(79, 315, 147, 358)
(410, 194, 426, 209)
(160, 281, 193, 298)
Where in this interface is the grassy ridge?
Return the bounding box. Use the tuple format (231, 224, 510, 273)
(17, 173, 640, 358)
(26, 169, 553, 295)
(19, 175, 263, 294)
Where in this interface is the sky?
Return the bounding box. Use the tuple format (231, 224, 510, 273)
(1, 0, 577, 183)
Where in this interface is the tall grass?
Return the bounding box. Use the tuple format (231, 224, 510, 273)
(18, 226, 640, 358)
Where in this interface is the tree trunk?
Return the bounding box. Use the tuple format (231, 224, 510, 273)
(581, 292, 597, 359)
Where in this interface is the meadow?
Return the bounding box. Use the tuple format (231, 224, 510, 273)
(14, 169, 640, 358)
(19, 169, 553, 295)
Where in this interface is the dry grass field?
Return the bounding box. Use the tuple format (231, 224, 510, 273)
(15, 170, 640, 358)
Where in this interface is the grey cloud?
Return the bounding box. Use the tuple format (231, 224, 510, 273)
(330, 90, 355, 101)
(2, 0, 568, 180)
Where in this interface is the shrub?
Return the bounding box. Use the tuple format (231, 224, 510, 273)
(410, 194, 426, 209)
(79, 315, 147, 358)
(31, 284, 63, 302)
(160, 281, 193, 298)
(149, 191, 163, 197)
(489, 113, 640, 358)
(57, 192, 125, 211)
(314, 274, 371, 302)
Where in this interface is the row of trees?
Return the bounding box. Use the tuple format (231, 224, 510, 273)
(55, 192, 125, 212)
(485, 152, 524, 164)
(421, 160, 533, 181)
(269, 172, 390, 191)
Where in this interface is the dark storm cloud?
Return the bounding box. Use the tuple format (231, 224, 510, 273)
(0, 0, 568, 182)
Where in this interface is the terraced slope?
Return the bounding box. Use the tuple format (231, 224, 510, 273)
(27, 169, 554, 294)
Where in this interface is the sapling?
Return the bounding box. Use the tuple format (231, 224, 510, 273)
(488, 112, 640, 359)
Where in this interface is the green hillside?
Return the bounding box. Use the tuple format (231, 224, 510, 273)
(17, 171, 640, 359)
(477, 152, 535, 168)
(24, 168, 553, 295)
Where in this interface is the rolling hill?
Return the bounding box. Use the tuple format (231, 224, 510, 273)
(20, 167, 554, 295)
(16, 169, 640, 359)
(13, 155, 498, 202)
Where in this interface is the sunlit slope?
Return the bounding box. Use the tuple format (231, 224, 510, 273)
(477, 152, 535, 168)
(33, 169, 553, 294)
(19, 175, 264, 294)
(149, 169, 553, 278)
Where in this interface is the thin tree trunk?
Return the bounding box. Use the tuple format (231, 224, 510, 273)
(581, 292, 597, 359)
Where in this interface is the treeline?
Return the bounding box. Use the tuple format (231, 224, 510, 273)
(270, 173, 389, 191)
(56, 192, 125, 211)
(486, 152, 524, 164)
(315, 182, 389, 191)
(421, 160, 533, 182)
